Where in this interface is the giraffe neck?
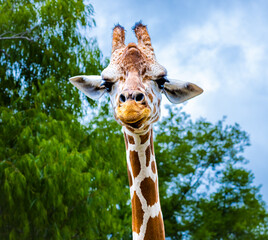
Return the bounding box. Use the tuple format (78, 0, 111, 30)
(123, 126, 165, 240)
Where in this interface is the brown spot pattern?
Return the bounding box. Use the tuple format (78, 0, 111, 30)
(122, 45, 146, 72)
(129, 150, 141, 178)
(150, 130, 154, 155)
(127, 165, 133, 187)
(144, 125, 150, 131)
(151, 161, 156, 174)
(126, 126, 134, 132)
(140, 177, 158, 206)
(151, 87, 155, 96)
(145, 146, 151, 167)
(144, 212, 165, 240)
(140, 131, 150, 144)
(132, 191, 144, 234)
(128, 135, 135, 144)
(148, 93, 153, 102)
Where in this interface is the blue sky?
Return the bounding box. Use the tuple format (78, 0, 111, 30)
(89, 0, 268, 204)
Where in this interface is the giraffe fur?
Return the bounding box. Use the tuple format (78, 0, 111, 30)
(69, 22, 203, 240)
(124, 126, 165, 239)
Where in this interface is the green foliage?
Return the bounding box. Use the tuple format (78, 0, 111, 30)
(0, 0, 104, 117)
(1, 1, 268, 240)
(0, 1, 130, 239)
(0, 105, 131, 239)
(155, 106, 268, 239)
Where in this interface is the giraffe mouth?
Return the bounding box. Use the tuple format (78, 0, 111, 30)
(128, 117, 146, 129)
(120, 114, 148, 129)
(116, 100, 151, 128)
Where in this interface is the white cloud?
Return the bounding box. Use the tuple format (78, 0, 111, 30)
(155, 7, 268, 202)
(156, 8, 268, 117)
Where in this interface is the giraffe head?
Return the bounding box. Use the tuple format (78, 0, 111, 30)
(70, 22, 203, 133)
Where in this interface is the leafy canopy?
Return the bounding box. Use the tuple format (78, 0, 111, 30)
(0, 0, 104, 117)
(1, 0, 130, 239)
(0, 1, 268, 240)
(155, 106, 268, 240)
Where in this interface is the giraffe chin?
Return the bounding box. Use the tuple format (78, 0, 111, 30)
(127, 117, 146, 129)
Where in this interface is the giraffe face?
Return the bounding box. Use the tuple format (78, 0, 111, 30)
(69, 23, 203, 132)
(102, 41, 167, 132)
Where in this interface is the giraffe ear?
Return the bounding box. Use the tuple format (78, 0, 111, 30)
(163, 79, 203, 104)
(69, 75, 106, 100)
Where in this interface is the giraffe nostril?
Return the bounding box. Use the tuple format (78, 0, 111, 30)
(119, 94, 126, 103)
(135, 93, 145, 102)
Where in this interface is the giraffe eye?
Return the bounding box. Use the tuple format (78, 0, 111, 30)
(100, 81, 114, 92)
(155, 77, 169, 90)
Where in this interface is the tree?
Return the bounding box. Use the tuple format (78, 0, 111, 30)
(0, 0, 104, 116)
(0, 1, 131, 239)
(154, 106, 268, 239)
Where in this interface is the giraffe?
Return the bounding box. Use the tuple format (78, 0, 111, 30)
(69, 22, 203, 240)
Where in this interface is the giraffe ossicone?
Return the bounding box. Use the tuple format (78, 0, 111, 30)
(70, 22, 203, 240)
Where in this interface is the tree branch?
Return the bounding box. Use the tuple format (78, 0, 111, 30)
(0, 36, 34, 41)
(0, 24, 40, 42)
(0, 31, 13, 37)
(178, 161, 211, 203)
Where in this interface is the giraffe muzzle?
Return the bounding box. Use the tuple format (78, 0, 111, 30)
(116, 99, 151, 128)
